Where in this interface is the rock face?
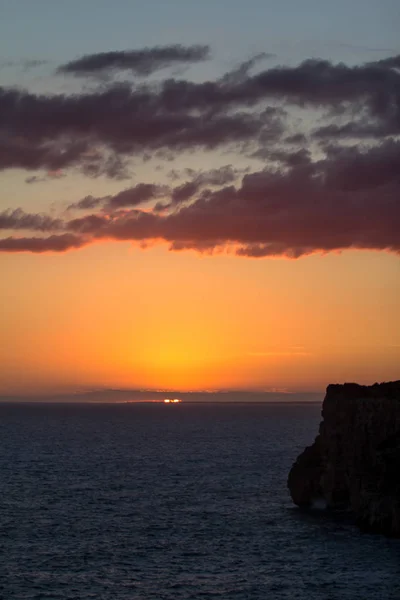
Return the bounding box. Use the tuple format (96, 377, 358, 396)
(288, 381, 400, 537)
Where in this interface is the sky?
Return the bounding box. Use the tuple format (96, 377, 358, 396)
(0, 0, 399, 395)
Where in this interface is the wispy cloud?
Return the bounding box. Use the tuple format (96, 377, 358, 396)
(57, 44, 210, 77)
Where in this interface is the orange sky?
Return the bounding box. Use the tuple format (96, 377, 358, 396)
(1, 37, 400, 396)
(1, 242, 399, 394)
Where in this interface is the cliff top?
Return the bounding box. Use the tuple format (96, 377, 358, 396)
(326, 381, 400, 399)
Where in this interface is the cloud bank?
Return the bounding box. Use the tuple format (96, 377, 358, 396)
(1, 46, 399, 258)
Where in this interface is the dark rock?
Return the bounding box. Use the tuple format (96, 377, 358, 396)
(288, 381, 400, 537)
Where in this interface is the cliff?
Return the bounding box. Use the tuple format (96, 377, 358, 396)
(288, 381, 400, 537)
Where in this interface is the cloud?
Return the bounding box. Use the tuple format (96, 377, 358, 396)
(1, 51, 399, 177)
(68, 167, 245, 212)
(0, 83, 281, 176)
(2, 139, 400, 256)
(169, 165, 242, 206)
(149, 55, 400, 128)
(221, 52, 276, 85)
(0, 208, 62, 231)
(67, 195, 104, 211)
(100, 140, 400, 255)
(373, 55, 400, 69)
(57, 45, 210, 77)
(67, 214, 109, 235)
(284, 133, 308, 144)
(0, 134, 89, 172)
(67, 183, 169, 212)
(0, 234, 85, 253)
(1, 49, 400, 258)
(108, 183, 168, 209)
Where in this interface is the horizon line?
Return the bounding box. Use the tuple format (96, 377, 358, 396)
(0, 388, 325, 399)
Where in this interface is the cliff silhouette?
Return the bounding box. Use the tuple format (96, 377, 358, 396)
(288, 381, 400, 537)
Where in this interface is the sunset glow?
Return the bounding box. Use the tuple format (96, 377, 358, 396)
(1, 244, 398, 395)
(1, 4, 399, 397)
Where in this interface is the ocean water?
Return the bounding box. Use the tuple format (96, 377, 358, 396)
(0, 402, 399, 600)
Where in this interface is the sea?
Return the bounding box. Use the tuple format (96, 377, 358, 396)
(0, 401, 399, 600)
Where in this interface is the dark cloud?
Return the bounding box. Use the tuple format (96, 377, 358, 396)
(170, 181, 200, 205)
(0, 127, 130, 179)
(99, 140, 400, 256)
(0, 234, 85, 253)
(68, 183, 168, 212)
(67, 195, 103, 211)
(248, 56, 400, 108)
(1, 50, 400, 257)
(197, 165, 244, 186)
(108, 183, 168, 209)
(0, 83, 281, 175)
(312, 116, 398, 140)
(284, 133, 308, 144)
(0, 134, 89, 172)
(221, 53, 276, 85)
(0, 208, 62, 231)
(373, 55, 400, 69)
(68, 168, 240, 215)
(149, 55, 400, 128)
(321, 139, 400, 191)
(251, 147, 311, 166)
(170, 165, 241, 205)
(235, 243, 308, 259)
(5, 139, 397, 257)
(67, 214, 109, 235)
(2, 52, 399, 177)
(57, 45, 210, 77)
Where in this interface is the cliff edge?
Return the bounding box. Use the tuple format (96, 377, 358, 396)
(288, 381, 400, 537)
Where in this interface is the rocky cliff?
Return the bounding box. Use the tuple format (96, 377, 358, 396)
(288, 381, 400, 537)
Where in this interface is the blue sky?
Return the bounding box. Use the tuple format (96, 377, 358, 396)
(1, 0, 399, 70)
